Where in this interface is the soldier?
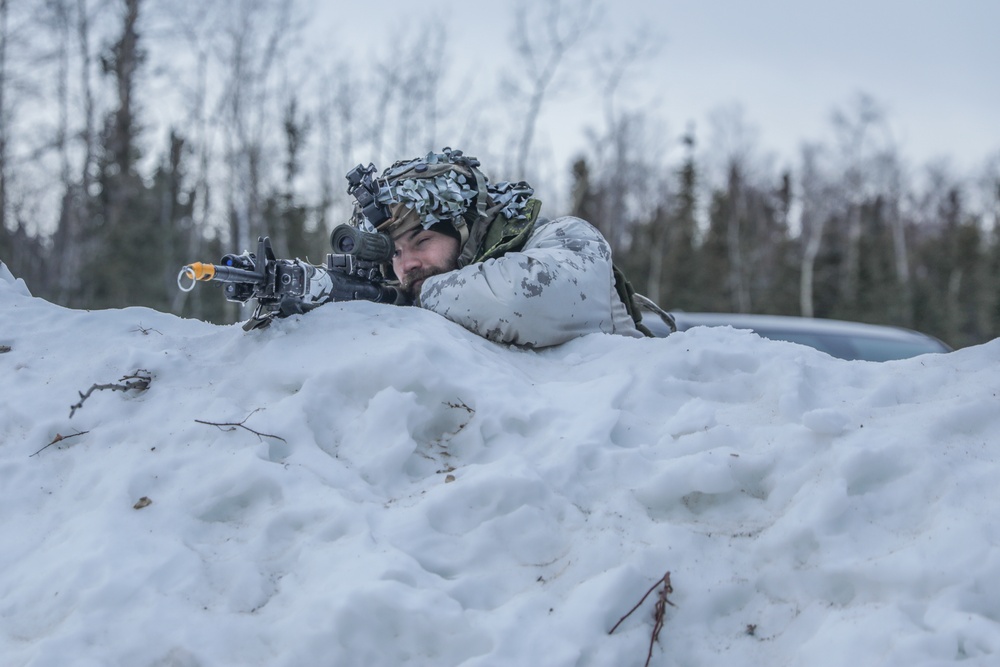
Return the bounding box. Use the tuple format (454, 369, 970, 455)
(364, 148, 656, 348)
(186, 147, 672, 343)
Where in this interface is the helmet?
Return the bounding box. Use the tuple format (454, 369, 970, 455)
(355, 148, 536, 267)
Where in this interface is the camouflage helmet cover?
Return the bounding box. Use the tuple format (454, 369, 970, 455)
(368, 148, 536, 264)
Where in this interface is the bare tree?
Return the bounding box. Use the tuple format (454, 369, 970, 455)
(394, 24, 446, 157)
(212, 0, 300, 253)
(974, 151, 1000, 233)
(506, 0, 596, 178)
(46, 0, 98, 304)
(798, 143, 832, 317)
(79, 0, 145, 308)
(723, 160, 751, 312)
(705, 104, 763, 312)
(591, 24, 659, 141)
(315, 65, 359, 235)
(586, 111, 667, 254)
(368, 22, 449, 166)
(829, 93, 897, 312)
(75, 0, 97, 204)
(589, 26, 661, 255)
(878, 149, 913, 325)
(151, 2, 220, 314)
(0, 0, 9, 244)
(0, 0, 38, 268)
(48, 0, 76, 301)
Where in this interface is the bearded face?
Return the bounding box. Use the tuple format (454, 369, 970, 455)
(391, 226, 461, 298)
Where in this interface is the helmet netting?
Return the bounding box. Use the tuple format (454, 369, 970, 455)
(375, 148, 534, 230)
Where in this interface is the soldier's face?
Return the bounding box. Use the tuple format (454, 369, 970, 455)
(392, 227, 460, 298)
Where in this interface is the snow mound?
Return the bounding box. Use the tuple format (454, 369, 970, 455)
(2, 269, 999, 666)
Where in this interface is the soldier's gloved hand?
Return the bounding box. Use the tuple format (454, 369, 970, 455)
(276, 296, 315, 318)
(324, 270, 392, 303)
(284, 265, 413, 314)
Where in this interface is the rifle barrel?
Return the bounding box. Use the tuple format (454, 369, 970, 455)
(177, 262, 263, 292)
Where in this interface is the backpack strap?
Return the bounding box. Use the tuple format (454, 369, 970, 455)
(630, 291, 677, 336)
(612, 265, 657, 337)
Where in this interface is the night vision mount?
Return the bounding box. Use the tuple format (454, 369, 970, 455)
(345, 163, 391, 228)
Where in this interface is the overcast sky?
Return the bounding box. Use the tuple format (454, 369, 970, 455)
(656, 0, 999, 170)
(309, 0, 999, 176)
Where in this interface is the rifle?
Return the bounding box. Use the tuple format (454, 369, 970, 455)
(177, 225, 408, 330)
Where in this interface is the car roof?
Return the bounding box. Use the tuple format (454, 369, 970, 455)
(649, 311, 952, 361)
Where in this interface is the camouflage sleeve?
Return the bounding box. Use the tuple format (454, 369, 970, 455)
(417, 216, 642, 348)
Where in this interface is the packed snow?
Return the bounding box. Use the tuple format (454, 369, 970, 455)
(2, 260, 999, 667)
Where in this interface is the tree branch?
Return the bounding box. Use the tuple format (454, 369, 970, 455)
(69, 369, 151, 418)
(609, 570, 676, 667)
(195, 408, 287, 442)
(30, 430, 90, 457)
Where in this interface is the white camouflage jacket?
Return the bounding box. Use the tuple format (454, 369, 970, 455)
(417, 216, 644, 348)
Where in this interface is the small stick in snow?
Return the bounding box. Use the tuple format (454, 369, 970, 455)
(132, 323, 162, 335)
(69, 370, 152, 418)
(195, 409, 287, 443)
(609, 570, 676, 667)
(30, 430, 91, 457)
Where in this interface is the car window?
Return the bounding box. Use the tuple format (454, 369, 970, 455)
(753, 331, 854, 359)
(753, 329, 947, 362)
(836, 336, 948, 362)
(654, 308, 951, 361)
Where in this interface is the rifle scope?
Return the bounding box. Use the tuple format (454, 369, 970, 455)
(330, 225, 394, 263)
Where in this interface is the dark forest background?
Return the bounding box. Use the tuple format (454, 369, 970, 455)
(2, 0, 998, 349)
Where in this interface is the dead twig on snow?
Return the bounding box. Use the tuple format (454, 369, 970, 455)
(195, 409, 287, 443)
(69, 370, 152, 418)
(132, 323, 163, 336)
(30, 430, 91, 457)
(609, 570, 676, 667)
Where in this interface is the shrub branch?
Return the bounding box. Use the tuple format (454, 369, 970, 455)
(30, 430, 91, 457)
(609, 570, 676, 667)
(69, 370, 152, 418)
(195, 409, 287, 442)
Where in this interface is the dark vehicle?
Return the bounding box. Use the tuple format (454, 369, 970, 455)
(642, 311, 951, 362)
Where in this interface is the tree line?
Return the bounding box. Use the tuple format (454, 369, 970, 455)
(2, 0, 998, 349)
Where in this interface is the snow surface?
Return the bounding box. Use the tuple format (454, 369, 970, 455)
(2, 260, 999, 667)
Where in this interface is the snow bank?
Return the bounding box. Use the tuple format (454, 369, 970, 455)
(2, 264, 998, 666)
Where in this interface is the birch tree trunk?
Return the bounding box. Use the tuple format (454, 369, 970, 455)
(797, 145, 828, 318)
